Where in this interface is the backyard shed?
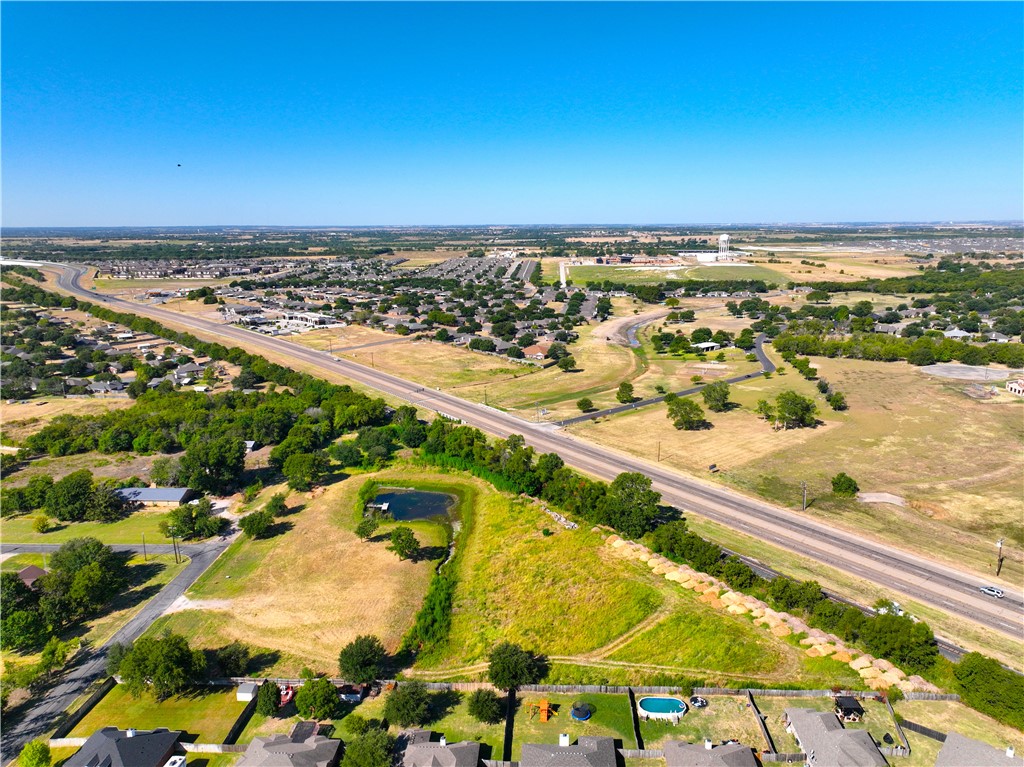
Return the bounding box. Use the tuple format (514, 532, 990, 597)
(237, 682, 259, 702)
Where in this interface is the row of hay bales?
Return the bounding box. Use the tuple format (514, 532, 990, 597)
(602, 532, 940, 694)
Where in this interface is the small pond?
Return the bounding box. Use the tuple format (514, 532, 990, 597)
(372, 488, 457, 521)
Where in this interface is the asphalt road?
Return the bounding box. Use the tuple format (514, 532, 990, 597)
(0, 538, 231, 763)
(558, 333, 776, 426)
(17, 261, 1024, 640)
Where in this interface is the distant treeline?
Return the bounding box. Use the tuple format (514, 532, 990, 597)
(807, 261, 1024, 300)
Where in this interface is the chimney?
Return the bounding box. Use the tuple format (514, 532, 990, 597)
(559, 734, 570, 747)
(704, 739, 713, 750)
(1008, 746, 1015, 758)
(126, 729, 137, 738)
(440, 737, 447, 747)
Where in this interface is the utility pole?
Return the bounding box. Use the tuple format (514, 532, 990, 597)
(801, 481, 808, 512)
(142, 533, 147, 562)
(171, 534, 180, 564)
(996, 538, 1005, 577)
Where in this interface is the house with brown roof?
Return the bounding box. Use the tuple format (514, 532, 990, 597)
(17, 565, 47, 589)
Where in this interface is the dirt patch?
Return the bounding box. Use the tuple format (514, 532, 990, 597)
(920, 364, 1022, 381)
(858, 492, 907, 506)
(165, 596, 232, 615)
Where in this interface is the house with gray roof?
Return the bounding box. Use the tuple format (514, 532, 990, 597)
(65, 726, 182, 767)
(237, 733, 342, 767)
(784, 708, 887, 767)
(935, 732, 1020, 766)
(399, 729, 481, 767)
(664, 739, 759, 767)
(520, 735, 618, 767)
(114, 487, 195, 506)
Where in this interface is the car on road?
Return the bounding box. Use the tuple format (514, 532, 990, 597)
(979, 586, 1004, 599)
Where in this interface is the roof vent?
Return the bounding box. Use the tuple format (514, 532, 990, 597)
(126, 728, 137, 738)
(440, 736, 447, 747)
(559, 733, 570, 747)
(1008, 746, 1015, 758)
(704, 739, 713, 750)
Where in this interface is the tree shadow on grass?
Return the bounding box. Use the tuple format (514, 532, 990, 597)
(425, 689, 462, 725)
(264, 519, 295, 538)
(412, 545, 448, 563)
(247, 650, 282, 675)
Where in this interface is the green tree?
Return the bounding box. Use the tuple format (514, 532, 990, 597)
(701, 381, 730, 412)
(256, 681, 281, 716)
(383, 680, 431, 727)
(216, 641, 251, 676)
(87, 483, 130, 522)
(467, 688, 504, 724)
(294, 676, 340, 719)
(342, 729, 396, 767)
(0, 610, 48, 651)
(264, 493, 288, 516)
(387, 526, 418, 560)
(355, 518, 379, 541)
(282, 451, 330, 491)
(239, 510, 272, 539)
(556, 355, 576, 372)
(831, 473, 860, 497)
(118, 633, 207, 700)
(38, 636, 72, 676)
(179, 436, 246, 493)
(160, 497, 223, 540)
(488, 642, 541, 690)
(775, 390, 818, 429)
(575, 397, 593, 413)
(665, 394, 706, 431)
(338, 635, 386, 684)
(826, 391, 848, 411)
(43, 469, 94, 522)
(616, 382, 635, 403)
(33, 514, 51, 534)
(18, 741, 51, 767)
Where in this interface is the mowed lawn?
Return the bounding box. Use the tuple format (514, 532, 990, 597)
(1, 509, 171, 545)
(416, 495, 664, 670)
(69, 685, 245, 742)
(894, 700, 1024, 767)
(638, 694, 764, 749)
(148, 467, 469, 675)
(512, 693, 636, 759)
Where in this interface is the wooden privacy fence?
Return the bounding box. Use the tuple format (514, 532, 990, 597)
(620, 749, 665, 759)
(903, 692, 960, 702)
(695, 687, 880, 698)
(51, 676, 117, 739)
(747, 690, 777, 754)
(761, 753, 805, 763)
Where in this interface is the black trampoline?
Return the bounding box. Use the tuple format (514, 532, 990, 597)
(570, 702, 593, 721)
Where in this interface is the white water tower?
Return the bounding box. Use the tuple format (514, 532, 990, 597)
(719, 234, 731, 254)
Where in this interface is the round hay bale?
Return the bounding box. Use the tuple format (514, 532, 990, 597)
(815, 644, 837, 657)
(665, 571, 683, 582)
(831, 651, 853, 664)
(726, 604, 749, 615)
(770, 624, 792, 637)
(850, 655, 875, 670)
(805, 646, 823, 657)
(866, 677, 890, 692)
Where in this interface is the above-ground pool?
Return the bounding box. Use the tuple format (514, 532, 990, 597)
(637, 696, 688, 720)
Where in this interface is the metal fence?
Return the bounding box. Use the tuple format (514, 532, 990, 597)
(903, 692, 960, 702)
(619, 749, 665, 759)
(899, 720, 947, 742)
(761, 753, 806, 762)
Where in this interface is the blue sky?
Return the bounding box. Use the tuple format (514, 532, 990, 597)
(2, 2, 1021, 226)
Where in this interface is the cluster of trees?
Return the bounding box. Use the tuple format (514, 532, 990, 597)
(423, 423, 663, 539)
(239, 493, 287, 539)
(1, 470, 136, 523)
(755, 391, 818, 430)
(815, 378, 847, 411)
(664, 393, 706, 431)
(110, 632, 208, 700)
(774, 330, 1024, 368)
(649, 520, 940, 674)
(161, 497, 223, 540)
(2, 538, 129, 653)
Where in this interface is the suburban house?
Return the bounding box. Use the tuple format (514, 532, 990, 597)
(833, 695, 865, 722)
(784, 708, 887, 767)
(520, 735, 618, 767)
(399, 729, 481, 767)
(1006, 379, 1024, 397)
(113, 487, 195, 507)
(935, 732, 1020, 766)
(942, 328, 972, 340)
(664, 739, 759, 767)
(64, 726, 183, 767)
(237, 732, 342, 767)
(17, 565, 47, 589)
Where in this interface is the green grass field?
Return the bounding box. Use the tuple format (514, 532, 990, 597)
(1, 510, 172, 545)
(0, 553, 45, 572)
(68, 685, 246, 742)
(416, 494, 664, 670)
(638, 694, 764, 749)
(566, 263, 787, 287)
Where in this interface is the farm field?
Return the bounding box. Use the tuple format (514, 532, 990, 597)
(146, 467, 472, 675)
(572, 355, 1024, 585)
(637, 694, 763, 749)
(68, 685, 245, 743)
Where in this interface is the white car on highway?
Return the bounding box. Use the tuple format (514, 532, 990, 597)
(979, 586, 1004, 599)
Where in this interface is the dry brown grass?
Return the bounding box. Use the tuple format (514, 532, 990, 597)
(148, 468, 468, 673)
(1, 397, 134, 445)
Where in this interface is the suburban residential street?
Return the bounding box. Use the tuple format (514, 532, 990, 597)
(0, 538, 232, 764)
(18, 259, 1016, 643)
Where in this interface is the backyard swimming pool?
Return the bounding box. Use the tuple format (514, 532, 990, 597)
(637, 696, 688, 720)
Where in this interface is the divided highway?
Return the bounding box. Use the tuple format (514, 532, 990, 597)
(26, 261, 1024, 641)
